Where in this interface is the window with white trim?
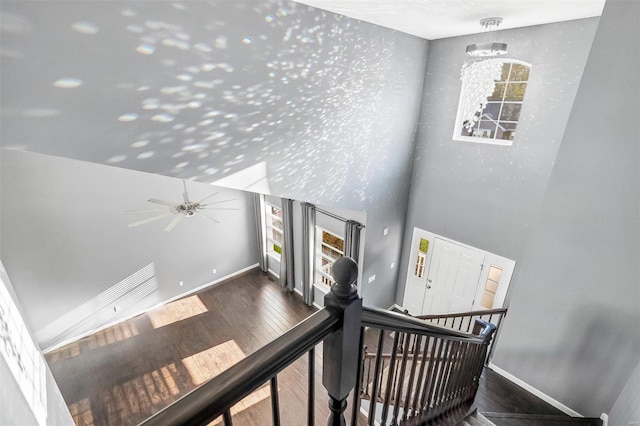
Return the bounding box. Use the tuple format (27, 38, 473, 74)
(265, 203, 283, 259)
(316, 228, 344, 288)
(454, 59, 531, 145)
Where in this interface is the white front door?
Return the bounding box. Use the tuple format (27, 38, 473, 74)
(421, 238, 484, 315)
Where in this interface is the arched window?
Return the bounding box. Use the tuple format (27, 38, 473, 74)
(453, 59, 531, 145)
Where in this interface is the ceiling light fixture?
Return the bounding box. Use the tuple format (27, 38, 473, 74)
(466, 17, 507, 57)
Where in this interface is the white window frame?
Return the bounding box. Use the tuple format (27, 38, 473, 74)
(453, 58, 531, 146)
(265, 203, 283, 261)
(315, 227, 344, 289)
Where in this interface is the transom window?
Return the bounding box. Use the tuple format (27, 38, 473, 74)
(454, 59, 531, 145)
(265, 203, 283, 259)
(316, 228, 344, 288)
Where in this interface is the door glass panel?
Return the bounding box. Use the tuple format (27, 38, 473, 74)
(414, 238, 429, 278)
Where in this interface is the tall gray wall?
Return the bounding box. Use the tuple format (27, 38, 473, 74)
(396, 18, 599, 304)
(0, 0, 428, 309)
(492, 0, 640, 417)
(1, 149, 258, 347)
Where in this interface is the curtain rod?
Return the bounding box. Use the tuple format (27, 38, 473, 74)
(315, 207, 365, 228)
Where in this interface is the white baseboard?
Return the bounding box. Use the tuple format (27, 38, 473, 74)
(267, 268, 280, 279)
(488, 362, 583, 418)
(43, 263, 259, 353)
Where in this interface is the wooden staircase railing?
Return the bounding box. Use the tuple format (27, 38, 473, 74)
(138, 257, 498, 426)
(413, 307, 507, 365)
(357, 308, 496, 425)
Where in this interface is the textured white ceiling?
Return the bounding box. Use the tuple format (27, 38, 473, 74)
(292, 0, 606, 39)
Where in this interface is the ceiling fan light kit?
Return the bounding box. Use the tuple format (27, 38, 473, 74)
(466, 17, 508, 57)
(126, 180, 238, 232)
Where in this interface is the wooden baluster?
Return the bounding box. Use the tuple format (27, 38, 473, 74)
(309, 348, 315, 426)
(401, 335, 422, 422)
(369, 330, 385, 425)
(410, 336, 430, 419)
(223, 410, 233, 426)
(422, 338, 446, 413)
(351, 327, 365, 426)
(381, 332, 400, 425)
(270, 376, 281, 426)
(432, 340, 452, 410)
(323, 257, 363, 426)
(392, 332, 411, 425)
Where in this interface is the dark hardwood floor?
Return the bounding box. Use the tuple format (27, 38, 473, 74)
(45, 268, 576, 425)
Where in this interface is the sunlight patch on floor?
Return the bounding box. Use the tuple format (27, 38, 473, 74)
(86, 321, 140, 349)
(182, 339, 245, 386)
(47, 341, 82, 362)
(148, 295, 208, 328)
(100, 363, 184, 424)
(68, 398, 94, 426)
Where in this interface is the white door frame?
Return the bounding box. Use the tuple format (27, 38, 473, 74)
(403, 227, 515, 314)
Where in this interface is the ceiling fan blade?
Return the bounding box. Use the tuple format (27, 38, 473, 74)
(200, 214, 220, 224)
(201, 207, 240, 211)
(200, 198, 236, 206)
(164, 214, 185, 232)
(128, 213, 172, 228)
(196, 191, 220, 204)
(125, 208, 168, 215)
(148, 198, 178, 207)
(182, 179, 190, 204)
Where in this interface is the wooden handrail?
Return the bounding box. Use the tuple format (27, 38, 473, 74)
(362, 307, 491, 343)
(415, 307, 507, 320)
(139, 307, 340, 426)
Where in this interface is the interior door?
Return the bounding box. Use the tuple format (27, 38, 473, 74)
(421, 238, 484, 314)
(402, 228, 435, 315)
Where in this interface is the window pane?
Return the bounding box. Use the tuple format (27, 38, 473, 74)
(322, 231, 344, 252)
(271, 217, 283, 229)
(499, 63, 511, 82)
(495, 122, 518, 140)
(505, 83, 527, 101)
(272, 229, 283, 243)
(509, 64, 530, 82)
(487, 83, 505, 101)
(418, 238, 429, 253)
(483, 102, 501, 121)
(500, 103, 522, 122)
(270, 206, 282, 218)
(472, 121, 496, 139)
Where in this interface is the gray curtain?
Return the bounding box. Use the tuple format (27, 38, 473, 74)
(301, 202, 316, 306)
(344, 220, 364, 263)
(279, 199, 295, 291)
(253, 193, 268, 272)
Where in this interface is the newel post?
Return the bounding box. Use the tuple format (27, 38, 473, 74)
(322, 257, 363, 426)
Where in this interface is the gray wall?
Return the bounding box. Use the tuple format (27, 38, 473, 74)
(396, 18, 599, 304)
(491, 0, 639, 417)
(0, 0, 428, 309)
(608, 359, 640, 426)
(1, 149, 258, 347)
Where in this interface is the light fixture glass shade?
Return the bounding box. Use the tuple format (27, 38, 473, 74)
(466, 42, 508, 57)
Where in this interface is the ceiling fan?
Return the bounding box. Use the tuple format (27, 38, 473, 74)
(126, 180, 237, 232)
